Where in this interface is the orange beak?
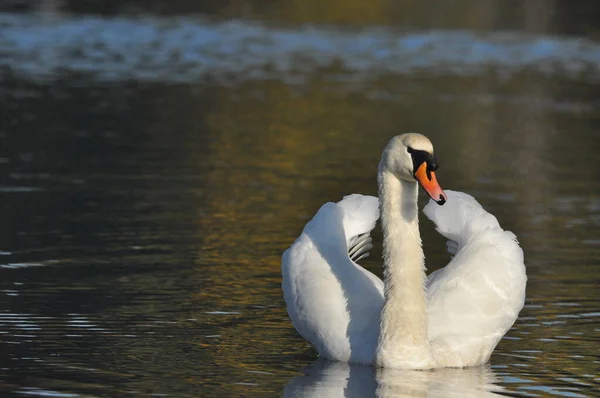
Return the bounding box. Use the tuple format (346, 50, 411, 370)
(414, 162, 447, 205)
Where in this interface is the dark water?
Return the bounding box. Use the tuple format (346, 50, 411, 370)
(1, 2, 600, 397)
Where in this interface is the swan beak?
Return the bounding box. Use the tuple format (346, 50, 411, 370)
(414, 162, 447, 205)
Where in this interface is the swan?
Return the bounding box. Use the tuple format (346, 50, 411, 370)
(281, 133, 526, 369)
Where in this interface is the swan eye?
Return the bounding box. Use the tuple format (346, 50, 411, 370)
(407, 147, 414, 153)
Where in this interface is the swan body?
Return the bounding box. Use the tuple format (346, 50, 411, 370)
(281, 134, 526, 368)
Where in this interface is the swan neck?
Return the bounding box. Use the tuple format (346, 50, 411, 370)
(376, 169, 431, 368)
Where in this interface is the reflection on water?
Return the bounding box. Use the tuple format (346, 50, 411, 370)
(0, 77, 596, 397)
(1, 2, 600, 397)
(1, 73, 600, 396)
(285, 359, 503, 397)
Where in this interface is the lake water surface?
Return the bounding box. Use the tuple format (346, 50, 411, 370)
(1, 3, 599, 397)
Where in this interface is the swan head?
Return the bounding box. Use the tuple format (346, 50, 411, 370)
(380, 133, 447, 205)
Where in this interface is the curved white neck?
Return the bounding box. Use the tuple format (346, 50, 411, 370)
(376, 169, 432, 368)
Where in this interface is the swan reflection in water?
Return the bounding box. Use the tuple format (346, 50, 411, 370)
(284, 359, 504, 398)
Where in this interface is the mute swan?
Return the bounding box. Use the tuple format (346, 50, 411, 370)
(282, 133, 526, 369)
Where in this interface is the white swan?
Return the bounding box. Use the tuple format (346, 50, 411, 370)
(281, 133, 526, 369)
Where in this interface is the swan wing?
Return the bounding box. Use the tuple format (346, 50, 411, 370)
(424, 190, 527, 367)
(282, 195, 384, 363)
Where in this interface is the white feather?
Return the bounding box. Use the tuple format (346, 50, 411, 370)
(282, 195, 383, 364)
(424, 190, 527, 367)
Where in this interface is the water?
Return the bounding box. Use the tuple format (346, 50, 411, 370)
(1, 2, 600, 397)
(4, 13, 600, 83)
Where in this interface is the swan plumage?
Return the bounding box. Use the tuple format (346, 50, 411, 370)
(281, 134, 526, 368)
(424, 191, 526, 366)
